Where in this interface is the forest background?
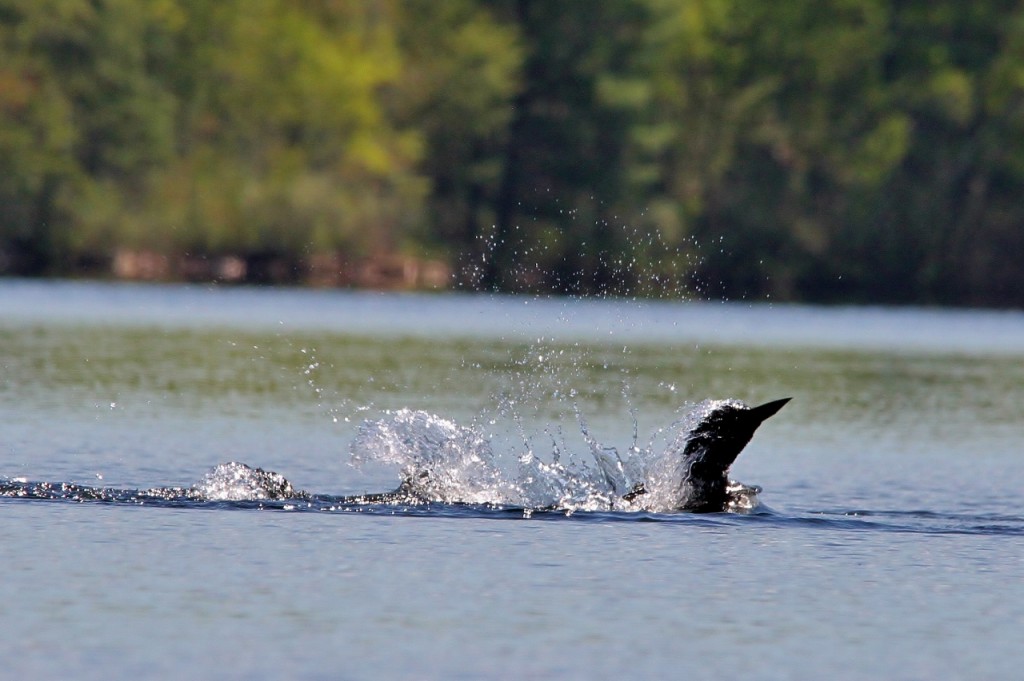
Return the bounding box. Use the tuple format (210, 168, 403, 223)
(2, 0, 1023, 307)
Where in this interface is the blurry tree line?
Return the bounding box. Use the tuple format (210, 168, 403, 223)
(2, 0, 1024, 306)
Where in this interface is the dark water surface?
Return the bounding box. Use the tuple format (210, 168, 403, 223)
(2, 280, 1023, 679)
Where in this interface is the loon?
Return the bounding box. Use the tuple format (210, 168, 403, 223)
(0, 398, 791, 513)
(624, 397, 791, 512)
(356, 396, 792, 512)
(675, 396, 790, 511)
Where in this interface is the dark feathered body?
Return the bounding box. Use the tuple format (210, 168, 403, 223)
(675, 398, 790, 511)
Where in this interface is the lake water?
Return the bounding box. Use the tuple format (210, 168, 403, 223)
(2, 279, 1023, 680)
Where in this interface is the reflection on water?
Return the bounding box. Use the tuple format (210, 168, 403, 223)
(2, 281, 1023, 679)
(2, 282, 1023, 514)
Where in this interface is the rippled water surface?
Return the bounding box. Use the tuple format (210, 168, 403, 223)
(2, 280, 1023, 679)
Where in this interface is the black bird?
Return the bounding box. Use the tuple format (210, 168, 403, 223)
(1, 398, 791, 513)
(624, 397, 791, 512)
(181, 398, 793, 512)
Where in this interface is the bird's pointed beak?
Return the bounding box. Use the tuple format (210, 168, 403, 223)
(748, 397, 791, 424)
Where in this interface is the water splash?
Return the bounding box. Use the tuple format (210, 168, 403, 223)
(194, 462, 307, 501)
(349, 399, 758, 513)
(0, 378, 766, 513)
(351, 409, 517, 505)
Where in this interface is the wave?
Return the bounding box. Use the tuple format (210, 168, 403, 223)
(3, 473, 1020, 536)
(1, 401, 763, 513)
(5, 403, 1019, 536)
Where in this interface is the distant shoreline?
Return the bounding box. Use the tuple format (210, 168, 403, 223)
(3, 268, 1024, 314)
(1, 249, 453, 292)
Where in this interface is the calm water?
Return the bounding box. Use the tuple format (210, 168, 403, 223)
(2, 280, 1023, 680)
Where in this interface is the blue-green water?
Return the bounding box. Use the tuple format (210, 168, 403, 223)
(2, 280, 1023, 679)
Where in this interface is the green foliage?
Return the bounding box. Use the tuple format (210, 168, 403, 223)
(1, 0, 1024, 306)
(389, 0, 522, 255)
(150, 0, 428, 257)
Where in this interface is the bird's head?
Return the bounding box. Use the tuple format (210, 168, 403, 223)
(682, 397, 791, 480)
